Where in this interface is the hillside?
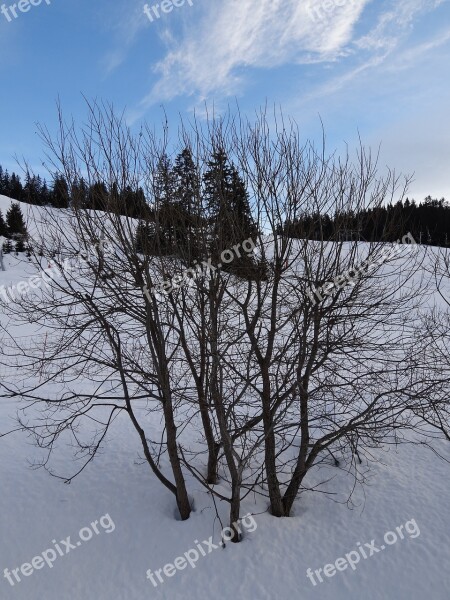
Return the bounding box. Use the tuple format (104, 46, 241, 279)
(1, 195, 449, 600)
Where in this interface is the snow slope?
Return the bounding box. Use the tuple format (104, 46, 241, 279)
(1, 195, 449, 600)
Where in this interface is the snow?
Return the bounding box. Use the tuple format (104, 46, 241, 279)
(1, 195, 449, 599)
(1, 412, 449, 599)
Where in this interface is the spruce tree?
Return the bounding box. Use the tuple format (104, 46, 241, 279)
(3, 239, 13, 254)
(0, 166, 6, 196)
(9, 173, 24, 202)
(0, 169, 23, 202)
(23, 173, 42, 205)
(0, 209, 7, 237)
(173, 148, 201, 257)
(6, 202, 27, 238)
(203, 148, 233, 223)
(51, 175, 70, 208)
(117, 186, 148, 218)
(154, 155, 177, 254)
(71, 178, 89, 209)
(87, 182, 109, 211)
(229, 166, 257, 242)
(202, 147, 235, 257)
(203, 149, 263, 278)
(135, 220, 157, 255)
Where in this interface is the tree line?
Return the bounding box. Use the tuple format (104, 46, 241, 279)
(2, 163, 448, 249)
(283, 196, 450, 246)
(1, 146, 260, 277)
(0, 165, 147, 213)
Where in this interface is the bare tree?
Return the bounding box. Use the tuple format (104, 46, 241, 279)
(410, 246, 450, 444)
(217, 110, 434, 516)
(0, 100, 444, 536)
(0, 102, 194, 520)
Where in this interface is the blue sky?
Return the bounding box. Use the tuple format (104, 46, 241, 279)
(0, 0, 449, 200)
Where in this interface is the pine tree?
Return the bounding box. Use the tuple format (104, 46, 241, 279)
(0, 166, 6, 196)
(9, 172, 24, 202)
(51, 175, 70, 208)
(229, 166, 257, 242)
(202, 148, 258, 255)
(154, 155, 177, 254)
(203, 149, 263, 278)
(135, 220, 157, 255)
(173, 148, 202, 257)
(23, 172, 42, 205)
(41, 181, 52, 206)
(203, 148, 233, 222)
(117, 186, 148, 218)
(15, 239, 26, 253)
(87, 182, 109, 211)
(131, 187, 149, 219)
(226, 166, 264, 279)
(0, 169, 23, 201)
(3, 239, 13, 254)
(71, 178, 89, 209)
(202, 148, 235, 258)
(6, 202, 27, 238)
(0, 209, 7, 237)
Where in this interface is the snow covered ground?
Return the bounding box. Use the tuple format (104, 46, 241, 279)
(1, 194, 450, 600)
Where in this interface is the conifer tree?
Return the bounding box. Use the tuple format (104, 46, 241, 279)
(9, 173, 24, 202)
(23, 172, 43, 205)
(6, 202, 27, 238)
(202, 147, 235, 257)
(173, 147, 201, 257)
(0, 166, 8, 197)
(87, 182, 109, 211)
(118, 186, 148, 218)
(71, 178, 89, 209)
(154, 154, 177, 253)
(229, 165, 257, 242)
(203, 148, 233, 223)
(51, 175, 70, 208)
(3, 239, 13, 254)
(135, 220, 157, 255)
(0, 209, 7, 237)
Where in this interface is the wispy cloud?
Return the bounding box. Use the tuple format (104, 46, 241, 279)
(384, 25, 450, 71)
(130, 0, 370, 119)
(274, 0, 450, 111)
(100, 2, 149, 75)
(121, 0, 450, 125)
(355, 0, 448, 53)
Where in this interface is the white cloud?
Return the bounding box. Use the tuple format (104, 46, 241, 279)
(285, 0, 450, 110)
(355, 0, 447, 53)
(384, 25, 450, 72)
(125, 0, 450, 129)
(100, 3, 149, 75)
(133, 0, 370, 115)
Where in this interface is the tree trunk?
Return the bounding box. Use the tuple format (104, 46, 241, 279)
(161, 385, 192, 520)
(282, 387, 310, 516)
(261, 369, 285, 517)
